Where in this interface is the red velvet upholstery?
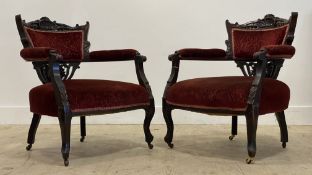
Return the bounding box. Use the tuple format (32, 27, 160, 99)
(89, 49, 138, 61)
(166, 76, 290, 115)
(232, 25, 289, 59)
(177, 48, 227, 59)
(25, 27, 84, 61)
(29, 80, 150, 116)
(20, 47, 55, 61)
(262, 45, 295, 59)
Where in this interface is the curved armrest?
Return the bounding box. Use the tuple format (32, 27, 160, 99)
(20, 47, 60, 61)
(173, 48, 228, 61)
(261, 45, 295, 59)
(89, 49, 145, 61)
(89, 49, 152, 99)
(164, 48, 229, 98)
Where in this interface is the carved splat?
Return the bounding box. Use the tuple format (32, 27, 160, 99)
(32, 62, 80, 84)
(235, 60, 284, 79)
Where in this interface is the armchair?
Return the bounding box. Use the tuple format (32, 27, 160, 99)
(162, 13, 297, 164)
(16, 15, 155, 166)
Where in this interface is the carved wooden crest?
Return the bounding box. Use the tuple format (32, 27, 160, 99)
(24, 16, 79, 31)
(234, 14, 288, 29)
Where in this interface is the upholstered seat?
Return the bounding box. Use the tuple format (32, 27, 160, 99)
(29, 80, 150, 116)
(166, 77, 290, 115)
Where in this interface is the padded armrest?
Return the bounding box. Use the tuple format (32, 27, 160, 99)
(176, 48, 227, 60)
(20, 47, 57, 61)
(89, 49, 139, 61)
(261, 45, 296, 59)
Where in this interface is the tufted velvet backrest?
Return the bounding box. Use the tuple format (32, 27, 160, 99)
(226, 13, 297, 59)
(16, 15, 90, 61)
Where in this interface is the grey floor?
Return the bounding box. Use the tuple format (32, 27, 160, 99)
(0, 124, 311, 175)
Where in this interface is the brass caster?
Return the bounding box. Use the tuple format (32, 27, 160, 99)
(229, 135, 235, 141)
(282, 142, 286, 148)
(167, 143, 174, 149)
(245, 157, 255, 164)
(26, 144, 32, 151)
(80, 136, 85, 142)
(64, 160, 69, 167)
(148, 143, 153, 149)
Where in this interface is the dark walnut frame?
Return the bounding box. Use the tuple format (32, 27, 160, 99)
(162, 12, 297, 164)
(16, 15, 155, 166)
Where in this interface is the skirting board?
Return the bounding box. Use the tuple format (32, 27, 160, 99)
(0, 106, 311, 125)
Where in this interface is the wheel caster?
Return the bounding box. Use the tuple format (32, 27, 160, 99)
(282, 142, 286, 148)
(64, 160, 69, 167)
(26, 144, 32, 151)
(167, 142, 174, 148)
(229, 135, 235, 141)
(80, 136, 85, 142)
(147, 143, 153, 149)
(245, 157, 255, 164)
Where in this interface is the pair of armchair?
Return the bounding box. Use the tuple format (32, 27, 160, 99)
(16, 12, 297, 166)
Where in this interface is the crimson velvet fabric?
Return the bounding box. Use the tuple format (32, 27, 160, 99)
(25, 27, 84, 61)
(262, 45, 296, 59)
(29, 80, 150, 116)
(177, 48, 227, 59)
(166, 76, 290, 115)
(232, 25, 289, 59)
(20, 47, 55, 61)
(89, 49, 138, 61)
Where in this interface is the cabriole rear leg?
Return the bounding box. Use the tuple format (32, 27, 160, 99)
(80, 116, 86, 142)
(229, 116, 238, 140)
(26, 113, 41, 151)
(275, 111, 288, 148)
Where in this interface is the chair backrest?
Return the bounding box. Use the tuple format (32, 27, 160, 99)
(225, 13, 298, 59)
(15, 15, 90, 61)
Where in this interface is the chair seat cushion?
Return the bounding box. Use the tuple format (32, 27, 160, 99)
(166, 76, 290, 115)
(29, 79, 150, 116)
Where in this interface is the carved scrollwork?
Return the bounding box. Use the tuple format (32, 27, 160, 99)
(235, 14, 288, 29)
(24, 17, 78, 31)
(59, 63, 81, 80)
(32, 62, 49, 83)
(33, 62, 80, 84)
(236, 61, 257, 77)
(235, 60, 284, 79)
(225, 40, 231, 57)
